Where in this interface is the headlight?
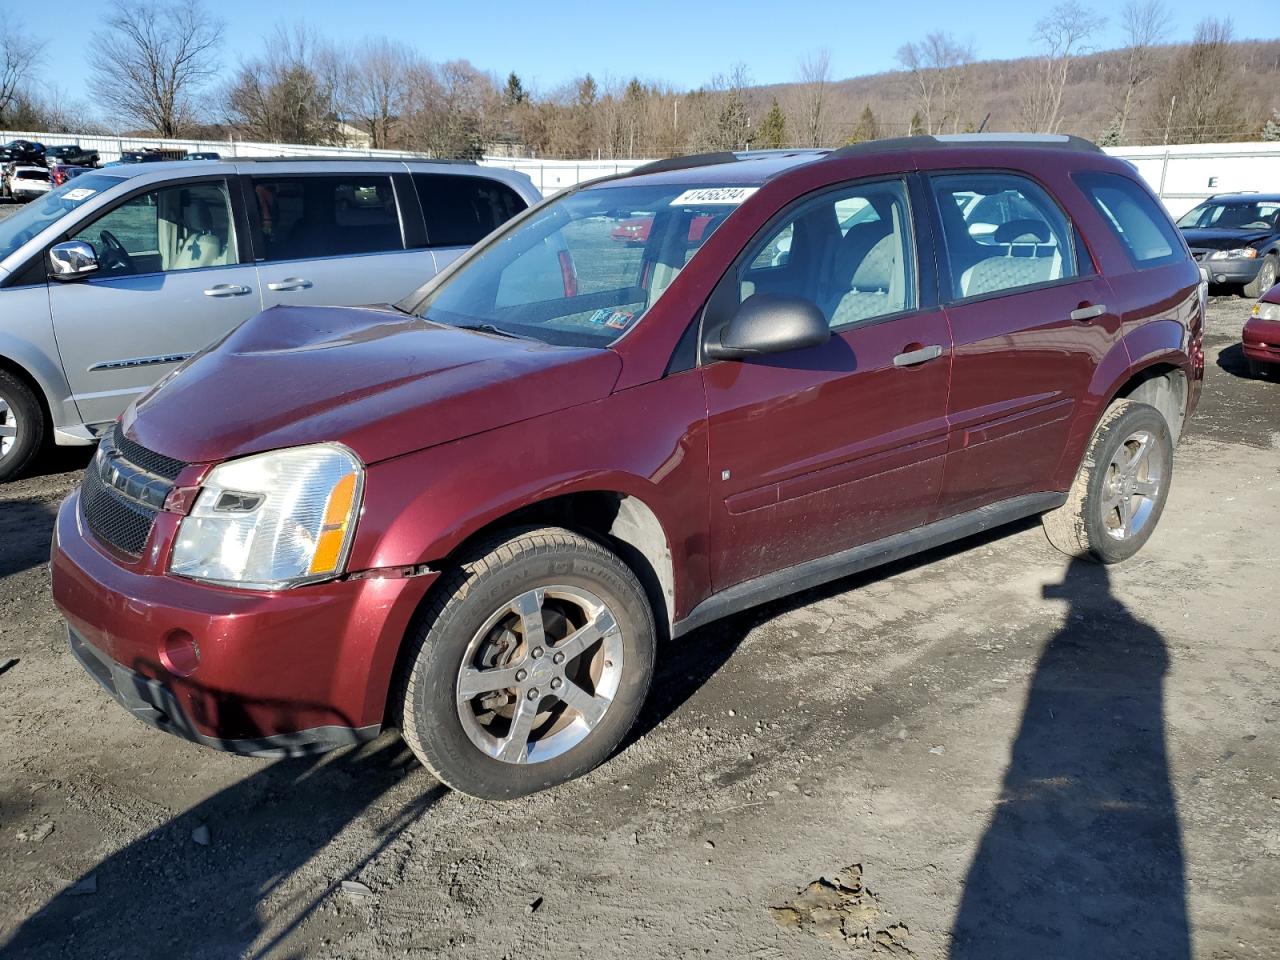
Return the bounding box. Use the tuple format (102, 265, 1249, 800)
(170, 444, 363, 590)
(1254, 302, 1280, 321)
(1208, 248, 1258, 260)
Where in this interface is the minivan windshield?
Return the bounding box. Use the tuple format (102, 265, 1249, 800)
(409, 183, 749, 347)
(0, 174, 124, 263)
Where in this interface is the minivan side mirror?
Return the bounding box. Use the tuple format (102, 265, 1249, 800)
(703, 293, 831, 361)
(48, 240, 99, 280)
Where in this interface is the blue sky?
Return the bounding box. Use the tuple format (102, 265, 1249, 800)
(36, 0, 1231, 109)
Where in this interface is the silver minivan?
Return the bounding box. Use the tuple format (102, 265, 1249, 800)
(0, 158, 539, 480)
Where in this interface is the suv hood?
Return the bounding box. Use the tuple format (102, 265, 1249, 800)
(1180, 227, 1272, 250)
(123, 305, 622, 466)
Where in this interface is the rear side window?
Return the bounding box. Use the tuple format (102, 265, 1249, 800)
(250, 175, 403, 262)
(1074, 172, 1186, 268)
(413, 173, 527, 248)
(930, 172, 1077, 300)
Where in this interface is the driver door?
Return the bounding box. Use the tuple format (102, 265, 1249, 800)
(47, 177, 260, 429)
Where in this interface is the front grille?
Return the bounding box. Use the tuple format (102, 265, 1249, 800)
(80, 429, 188, 558)
(112, 423, 186, 481)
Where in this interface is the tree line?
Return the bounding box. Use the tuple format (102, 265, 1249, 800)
(2, 0, 1278, 158)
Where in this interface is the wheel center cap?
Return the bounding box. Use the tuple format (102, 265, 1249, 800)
(529, 659, 557, 683)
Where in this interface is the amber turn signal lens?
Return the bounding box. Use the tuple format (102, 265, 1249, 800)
(308, 472, 358, 575)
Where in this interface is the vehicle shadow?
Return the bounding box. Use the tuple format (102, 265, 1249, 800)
(1215, 342, 1255, 379)
(0, 497, 58, 579)
(0, 734, 445, 960)
(949, 559, 1188, 959)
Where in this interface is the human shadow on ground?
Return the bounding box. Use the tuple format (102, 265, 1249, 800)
(949, 559, 1189, 959)
(1, 737, 444, 960)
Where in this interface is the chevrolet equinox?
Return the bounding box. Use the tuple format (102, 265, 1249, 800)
(51, 135, 1204, 799)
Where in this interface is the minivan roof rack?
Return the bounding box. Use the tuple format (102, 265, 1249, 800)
(226, 155, 473, 165)
(829, 133, 1103, 159)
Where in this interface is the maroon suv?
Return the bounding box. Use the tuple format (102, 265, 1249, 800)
(51, 135, 1204, 799)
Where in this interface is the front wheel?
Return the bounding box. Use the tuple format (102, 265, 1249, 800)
(397, 527, 655, 799)
(1244, 253, 1279, 299)
(1042, 400, 1174, 564)
(0, 371, 44, 483)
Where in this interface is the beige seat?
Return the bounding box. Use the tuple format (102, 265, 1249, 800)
(171, 200, 226, 270)
(830, 232, 906, 326)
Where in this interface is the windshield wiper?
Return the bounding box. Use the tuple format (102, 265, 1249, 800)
(450, 322, 534, 341)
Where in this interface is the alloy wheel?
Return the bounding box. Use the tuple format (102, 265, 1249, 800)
(456, 585, 624, 765)
(0, 397, 18, 459)
(1101, 429, 1166, 541)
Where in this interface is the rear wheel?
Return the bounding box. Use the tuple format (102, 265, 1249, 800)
(1244, 253, 1279, 299)
(1042, 400, 1173, 564)
(1246, 358, 1271, 379)
(397, 527, 655, 799)
(0, 371, 44, 483)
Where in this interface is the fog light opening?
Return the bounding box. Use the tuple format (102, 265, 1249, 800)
(159, 630, 200, 677)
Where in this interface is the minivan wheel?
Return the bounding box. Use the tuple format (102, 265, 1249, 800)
(0, 371, 44, 483)
(397, 526, 655, 800)
(1041, 400, 1173, 564)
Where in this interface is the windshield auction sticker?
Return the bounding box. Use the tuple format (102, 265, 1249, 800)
(670, 187, 758, 206)
(62, 188, 97, 202)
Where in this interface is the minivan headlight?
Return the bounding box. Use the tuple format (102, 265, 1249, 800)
(1208, 248, 1257, 260)
(170, 444, 363, 590)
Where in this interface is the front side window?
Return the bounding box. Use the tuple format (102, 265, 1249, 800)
(250, 175, 402, 262)
(734, 179, 916, 329)
(1074, 171, 1186, 268)
(410, 183, 742, 347)
(414, 173, 527, 248)
(931, 172, 1077, 300)
(0, 173, 123, 263)
(71, 180, 239, 277)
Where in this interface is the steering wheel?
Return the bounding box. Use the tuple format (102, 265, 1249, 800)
(98, 230, 135, 274)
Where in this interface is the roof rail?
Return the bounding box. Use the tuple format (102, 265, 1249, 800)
(216, 154, 473, 165)
(830, 132, 1103, 159)
(627, 152, 740, 176)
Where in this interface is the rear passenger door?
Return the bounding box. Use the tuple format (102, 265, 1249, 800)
(928, 171, 1118, 515)
(247, 172, 433, 310)
(413, 172, 529, 270)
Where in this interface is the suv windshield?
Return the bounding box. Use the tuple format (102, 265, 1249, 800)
(409, 183, 747, 347)
(0, 174, 124, 263)
(1176, 199, 1280, 231)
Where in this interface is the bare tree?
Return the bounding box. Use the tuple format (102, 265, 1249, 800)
(896, 32, 975, 134)
(401, 59, 497, 159)
(1020, 1, 1106, 133)
(89, 0, 224, 136)
(225, 25, 344, 145)
(343, 38, 415, 149)
(1112, 0, 1169, 141)
(795, 49, 833, 147)
(0, 26, 47, 126)
(1151, 18, 1249, 144)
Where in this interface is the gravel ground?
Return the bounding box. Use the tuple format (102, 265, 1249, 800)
(0, 200, 1276, 959)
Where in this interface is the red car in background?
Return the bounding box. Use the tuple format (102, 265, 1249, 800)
(1243, 284, 1280, 378)
(612, 213, 714, 244)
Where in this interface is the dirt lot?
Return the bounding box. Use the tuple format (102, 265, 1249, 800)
(0, 236, 1277, 956)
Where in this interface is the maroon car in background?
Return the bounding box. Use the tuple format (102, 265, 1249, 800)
(1243, 284, 1280, 377)
(51, 135, 1203, 799)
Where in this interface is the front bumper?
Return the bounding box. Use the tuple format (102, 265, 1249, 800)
(1243, 316, 1280, 366)
(1196, 255, 1263, 284)
(52, 489, 439, 757)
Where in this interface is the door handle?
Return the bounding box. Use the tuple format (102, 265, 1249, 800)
(203, 284, 251, 297)
(1069, 303, 1107, 321)
(267, 277, 314, 292)
(893, 344, 944, 367)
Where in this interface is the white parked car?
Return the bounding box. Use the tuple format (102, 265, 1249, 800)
(4, 165, 51, 201)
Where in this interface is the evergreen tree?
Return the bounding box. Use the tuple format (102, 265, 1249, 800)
(1097, 113, 1124, 146)
(1263, 110, 1280, 143)
(757, 98, 787, 148)
(503, 72, 527, 106)
(846, 104, 879, 144)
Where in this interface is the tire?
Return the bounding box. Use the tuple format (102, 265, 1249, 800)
(397, 526, 655, 800)
(1246, 358, 1272, 379)
(0, 370, 45, 483)
(1041, 400, 1173, 564)
(1243, 253, 1279, 300)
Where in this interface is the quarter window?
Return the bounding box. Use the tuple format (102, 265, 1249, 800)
(931, 173, 1076, 300)
(1074, 171, 1186, 268)
(413, 173, 527, 248)
(250, 175, 403, 262)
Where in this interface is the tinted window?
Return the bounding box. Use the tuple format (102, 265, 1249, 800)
(71, 181, 239, 277)
(1074, 172, 1186, 268)
(931, 173, 1076, 300)
(250, 175, 402, 262)
(414, 173, 527, 248)
(1175, 199, 1280, 230)
(736, 179, 915, 329)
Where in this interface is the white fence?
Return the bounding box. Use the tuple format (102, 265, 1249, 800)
(4, 130, 1278, 211)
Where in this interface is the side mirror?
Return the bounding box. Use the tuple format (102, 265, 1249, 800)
(48, 240, 99, 280)
(703, 293, 830, 361)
